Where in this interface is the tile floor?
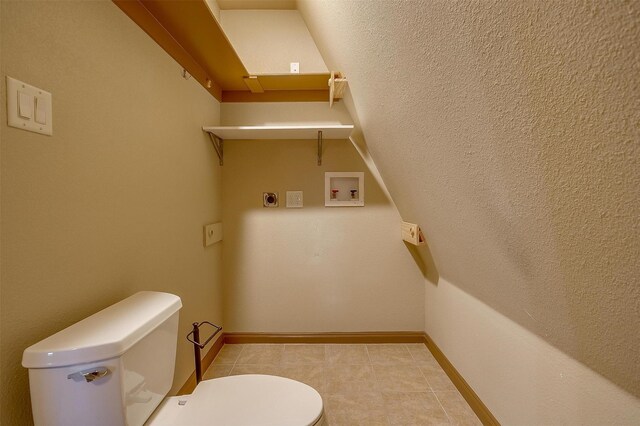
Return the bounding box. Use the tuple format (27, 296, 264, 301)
(202, 343, 482, 426)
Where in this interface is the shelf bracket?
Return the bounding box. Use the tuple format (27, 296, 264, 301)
(317, 130, 323, 166)
(207, 132, 224, 166)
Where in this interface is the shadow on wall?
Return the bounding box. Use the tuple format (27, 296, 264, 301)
(349, 131, 440, 286)
(404, 242, 440, 285)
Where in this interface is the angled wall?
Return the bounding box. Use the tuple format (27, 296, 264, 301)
(299, 0, 640, 423)
(1, 2, 222, 424)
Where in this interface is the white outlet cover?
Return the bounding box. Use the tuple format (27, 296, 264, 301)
(6, 76, 53, 136)
(290, 62, 299, 74)
(286, 191, 303, 208)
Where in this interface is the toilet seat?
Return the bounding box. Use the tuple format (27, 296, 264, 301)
(146, 374, 324, 426)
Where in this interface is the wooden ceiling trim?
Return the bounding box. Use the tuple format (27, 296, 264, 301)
(140, 0, 248, 91)
(114, 0, 333, 103)
(217, 0, 296, 10)
(113, 0, 223, 100)
(256, 74, 330, 91)
(222, 90, 329, 102)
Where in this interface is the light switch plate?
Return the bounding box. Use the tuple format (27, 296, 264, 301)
(7, 76, 53, 136)
(204, 222, 223, 247)
(286, 191, 303, 208)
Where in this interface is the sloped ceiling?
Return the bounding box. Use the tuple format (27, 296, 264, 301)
(298, 0, 640, 397)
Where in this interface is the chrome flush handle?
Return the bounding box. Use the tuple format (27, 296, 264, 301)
(67, 366, 110, 383)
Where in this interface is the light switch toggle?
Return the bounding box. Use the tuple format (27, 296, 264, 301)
(18, 91, 33, 119)
(35, 97, 47, 124)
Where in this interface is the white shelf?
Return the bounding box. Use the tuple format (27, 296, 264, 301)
(202, 124, 354, 140)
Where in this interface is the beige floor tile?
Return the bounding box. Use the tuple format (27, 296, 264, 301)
(235, 344, 284, 364)
(326, 344, 370, 364)
(383, 391, 450, 425)
(326, 364, 376, 383)
(367, 344, 414, 365)
(326, 378, 377, 395)
(229, 363, 282, 376)
(212, 344, 244, 364)
(202, 363, 232, 380)
(209, 344, 480, 425)
(406, 343, 440, 367)
(282, 344, 326, 364)
(279, 364, 326, 394)
(435, 391, 482, 425)
(420, 365, 458, 392)
(374, 364, 431, 392)
(324, 391, 389, 425)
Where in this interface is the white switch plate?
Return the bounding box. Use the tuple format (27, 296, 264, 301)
(286, 191, 303, 208)
(204, 222, 223, 247)
(7, 76, 53, 136)
(290, 62, 299, 74)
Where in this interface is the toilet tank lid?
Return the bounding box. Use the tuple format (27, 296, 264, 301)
(22, 291, 182, 369)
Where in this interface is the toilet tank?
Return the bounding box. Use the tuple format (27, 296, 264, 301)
(22, 291, 182, 426)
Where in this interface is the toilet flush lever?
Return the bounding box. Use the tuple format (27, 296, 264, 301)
(67, 367, 110, 383)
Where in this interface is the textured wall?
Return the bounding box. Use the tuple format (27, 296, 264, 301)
(220, 102, 425, 332)
(1, 2, 222, 424)
(299, 0, 640, 422)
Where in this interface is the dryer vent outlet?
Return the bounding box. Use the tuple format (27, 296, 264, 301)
(263, 192, 279, 207)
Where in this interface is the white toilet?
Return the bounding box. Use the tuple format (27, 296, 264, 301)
(22, 291, 325, 426)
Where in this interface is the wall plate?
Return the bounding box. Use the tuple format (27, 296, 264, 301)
(263, 192, 279, 207)
(6, 76, 53, 136)
(286, 191, 303, 208)
(204, 222, 223, 247)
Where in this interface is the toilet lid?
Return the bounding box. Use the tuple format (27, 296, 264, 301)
(147, 374, 324, 426)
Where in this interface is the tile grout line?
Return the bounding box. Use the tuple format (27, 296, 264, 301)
(227, 343, 246, 376)
(366, 343, 393, 426)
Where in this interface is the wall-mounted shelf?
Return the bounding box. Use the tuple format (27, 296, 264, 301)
(202, 124, 354, 166)
(202, 125, 353, 140)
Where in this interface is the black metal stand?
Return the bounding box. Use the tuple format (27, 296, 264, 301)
(186, 321, 222, 384)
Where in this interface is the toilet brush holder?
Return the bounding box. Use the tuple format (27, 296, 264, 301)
(187, 321, 222, 384)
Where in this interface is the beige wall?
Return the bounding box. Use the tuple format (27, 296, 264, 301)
(220, 10, 328, 74)
(299, 0, 640, 423)
(220, 103, 425, 332)
(1, 2, 222, 425)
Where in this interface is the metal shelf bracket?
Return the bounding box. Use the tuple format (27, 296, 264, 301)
(207, 132, 224, 166)
(317, 130, 323, 166)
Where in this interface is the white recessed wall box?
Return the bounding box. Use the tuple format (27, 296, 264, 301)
(6, 76, 53, 136)
(325, 172, 364, 207)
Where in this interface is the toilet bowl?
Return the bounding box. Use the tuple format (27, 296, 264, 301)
(148, 375, 324, 426)
(22, 291, 324, 426)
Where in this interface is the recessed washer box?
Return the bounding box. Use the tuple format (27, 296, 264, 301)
(325, 172, 364, 207)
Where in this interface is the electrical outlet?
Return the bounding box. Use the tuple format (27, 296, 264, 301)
(290, 62, 299, 74)
(263, 192, 279, 207)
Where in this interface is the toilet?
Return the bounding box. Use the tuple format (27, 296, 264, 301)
(22, 291, 324, 426)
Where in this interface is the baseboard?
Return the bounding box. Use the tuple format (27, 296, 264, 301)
(176, 331, 499, 425)
(423, 334, 500, 426)
(223, 331, 426, 344)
